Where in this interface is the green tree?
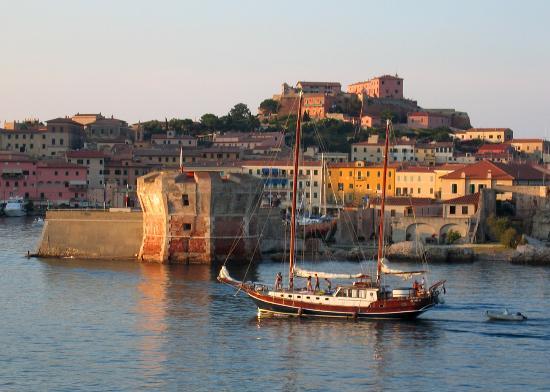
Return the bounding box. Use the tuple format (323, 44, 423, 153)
(330, 95, 362, 117)
(200, 113, 220, 130)
(446, 229, 462, 244)
(259, 99, 278, 115)
(228, 103, 259, 131)
(486, 214, 521, 248)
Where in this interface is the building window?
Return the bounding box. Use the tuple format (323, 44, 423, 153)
(183, 223, 192, 230)
(462, 206, 469, 214)
(451, 184, 458, 194)
(450, 206, 456, 215)
(182, 194, 189, 206)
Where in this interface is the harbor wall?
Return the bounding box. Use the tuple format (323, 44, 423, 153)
(37, 210, 143, 259)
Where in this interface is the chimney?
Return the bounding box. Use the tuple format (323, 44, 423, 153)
(461, 171, 465, 179)
(487, 169, 492, 179)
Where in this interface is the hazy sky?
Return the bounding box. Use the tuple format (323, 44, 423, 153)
(1, 0, 549, 137)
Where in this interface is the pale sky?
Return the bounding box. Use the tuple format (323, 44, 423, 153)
(1, 0, 549, 137)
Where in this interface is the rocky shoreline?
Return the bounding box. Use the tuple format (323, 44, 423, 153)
(266, 240, 550, 264)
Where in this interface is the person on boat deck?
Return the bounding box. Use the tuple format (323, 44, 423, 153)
(275, 272, 282, 290)
(306, 276, 313, 292)
(314, 274, 320, 292)
(413, 280, 420, 291)
(289, 276, 294, 291)
(325, 278, 332, 292)
(421, 277, 425, 290)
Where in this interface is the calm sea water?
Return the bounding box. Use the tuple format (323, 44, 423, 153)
(1, 217, 549, 391)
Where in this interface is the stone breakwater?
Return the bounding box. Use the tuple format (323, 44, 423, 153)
(510, 244, 550, 265)
(386, 241, 475, 263)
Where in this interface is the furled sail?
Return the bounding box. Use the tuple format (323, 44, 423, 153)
(218, 266, 241, 285)
(293, 266, 368, 280)
(380, 258, 425, 280)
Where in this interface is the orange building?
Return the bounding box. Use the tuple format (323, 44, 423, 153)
(348, 75, 403, 99)
(407, 112, 451, 129)
(326, 161, 396, 206)
(301, 94, 336, 119)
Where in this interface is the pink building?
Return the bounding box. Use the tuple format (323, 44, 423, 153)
(348, 75, 404, 99)
(0, 152, 87, 206)
(361, 115, 382, 128)
(35, 161, 88, 205)
(407, 112, 451, 129)
(0, 152, 36, 202)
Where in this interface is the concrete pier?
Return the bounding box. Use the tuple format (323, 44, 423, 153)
(37, 210, 142, 259)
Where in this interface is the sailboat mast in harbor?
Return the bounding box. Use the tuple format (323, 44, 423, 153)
(218, 93, 446, 320)
(377, 119, 391, 285)
(288, 92, 304, 287)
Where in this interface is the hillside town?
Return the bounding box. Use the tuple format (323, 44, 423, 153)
(2, 75, 550, 249)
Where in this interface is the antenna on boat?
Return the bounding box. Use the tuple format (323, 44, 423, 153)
(377, 119, 391, 285)
(288, 91, 304, 289)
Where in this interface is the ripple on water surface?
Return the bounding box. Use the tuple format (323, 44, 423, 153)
(0, 217, 549, 391)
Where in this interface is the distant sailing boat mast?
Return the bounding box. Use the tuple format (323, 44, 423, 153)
(377, 119, 391, 285)
(288, 92, 304, 288)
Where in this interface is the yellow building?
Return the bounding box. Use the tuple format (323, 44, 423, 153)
(509, 139, 549, 160)
(438, 160, 545, 200)
(454, 128, 513, 143)
(395, 167, 436, 198)
(433, 163, 467, 199)
(326, 161, 395, 206)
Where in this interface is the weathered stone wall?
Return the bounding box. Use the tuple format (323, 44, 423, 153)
(37, 210, 143, 259)
(138, 170, 264, 264)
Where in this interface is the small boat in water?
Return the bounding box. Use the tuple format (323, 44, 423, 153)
(4, 197, 27, 217)
(486, 309, 527, 321)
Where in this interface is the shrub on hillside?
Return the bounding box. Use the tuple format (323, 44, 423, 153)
(486, 214, 521, 248)
(446, 229, 462, 244)
(500, 227, 519, 248)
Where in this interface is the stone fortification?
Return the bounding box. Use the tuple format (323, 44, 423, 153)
(137, 170, 264, 263)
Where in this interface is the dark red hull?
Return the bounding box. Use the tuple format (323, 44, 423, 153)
(218, 276, 439, 320)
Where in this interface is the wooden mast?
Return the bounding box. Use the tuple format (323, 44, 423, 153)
(289, 92, 304, 286)
(377, 119, 391, 285)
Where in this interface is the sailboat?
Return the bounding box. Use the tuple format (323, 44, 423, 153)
(218, 93, 446, 319)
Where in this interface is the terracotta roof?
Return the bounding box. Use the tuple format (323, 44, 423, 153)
(46, 118, 83, 126)
(0, 151, 35, 162)
(37, 160, 85, 169)
(408, 111, 447, 118)
(440, 160, 543, 181)
(443, 193, 480, 205)
(397, 166, 435, 173)
(466, 128, 511, 133)
(66, 150, 108, 158)
(510, 138, 544, 143)
(434, 163, 467, 171)
(492, 162, 546, 181)
(477, 144, 513, 153)
(297, 81, 341, 87)
(370, 197, 434, 206)
(441, 160, 513, 180)
(352, 141, 384, 146)
(241, 160, 322, 167)
(151, 134, 196, 140)
(90, 118, 127, 126)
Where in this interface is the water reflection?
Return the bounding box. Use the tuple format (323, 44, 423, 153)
(135, 263, 169, 382)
